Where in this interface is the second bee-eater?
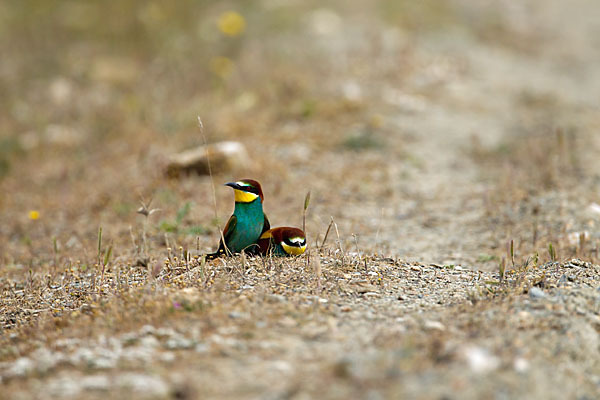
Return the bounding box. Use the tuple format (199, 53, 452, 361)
(206, 179, 270, 259)
(258, 227, 307, 256)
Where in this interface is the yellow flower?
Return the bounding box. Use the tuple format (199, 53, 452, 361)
(210, 56, 234, 79)
(369, 114, 384, 129)
(218, 11, 246, 37)
(29, 210, 40, 220)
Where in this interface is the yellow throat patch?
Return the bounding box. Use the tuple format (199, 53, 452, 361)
(234, 189, 259, 203)
(281, 241, 307, 255)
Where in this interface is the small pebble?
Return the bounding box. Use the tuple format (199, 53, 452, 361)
(513, 357, 529, 373)
(423, 320, 445, 331)
(165, 336, 195, 350)
(228, 311, 248, 319)
(117, 373, 170, 397)
(461, 346, 499, 374)
(81, 374, 111, 391)
(529, 287, 546, 299)
(7, 357, 34, 377)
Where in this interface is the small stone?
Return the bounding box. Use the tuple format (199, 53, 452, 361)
(271, 360, 292, 374)
(90, 355, 117, 369)
(587, 202, 600, 215)
(47, 376, 83, 397)
(278, 317, 297, 328)
(195, 343, 210, 354)
(139, 335, 160, 348)
(423, 320, 446, 331)
(461, 346, 499, 374)
(529, 287, 546, 299)
(121, 346, 155, 363)
(32, 348, 62, 374)
(117, 373, 170, 397)
(266, 294, 287, 303)
(362, 292, 379, 298)
(7, 357, 34, 377)
(567, 231, 590, 247)
(255, 321, 267, 329)
(513, 357, 529, 373)
(155, 328, 176, 338)
(165, 141, 251, 178)
(121, 332, 140, 345)
(49, 77, 73, 105)
(81, 375, 110, 391)
(228, 311, 248, 319)
(139, 325, 156, 336)
(159, 352, 176, 363)
(165, 336, 195, 350)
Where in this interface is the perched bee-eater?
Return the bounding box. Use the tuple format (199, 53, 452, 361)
(258, 227, 307, 256)
(206, 179, 270, 259)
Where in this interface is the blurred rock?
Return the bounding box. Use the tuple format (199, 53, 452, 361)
(529, 287, 546, 299)
(423, 320, 446, 331)
(341, 81, 363, 102)
(166, 141, 251, 178)
(117, 373, 170, 397)
(139, 325, 156, 336)
(49, 77, 74, 105)
(460, 346, 499, 374)
(6, 357, 33, 378)
(195, 343, 210, 354)
(513, 357, 529, 373)
(566, 230, 590, 246)
(164, 335, 195, 350)
(80, 374, 111, 391)
(139, 336, 159, 348)
(587, 202, 600, 215)
(47, 376, 84, 397)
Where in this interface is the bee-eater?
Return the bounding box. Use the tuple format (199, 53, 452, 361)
(206, 179, 270, 259)
(258, 227, 307, 256)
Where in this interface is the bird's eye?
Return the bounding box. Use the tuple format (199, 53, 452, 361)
(286, 236, 306, 247)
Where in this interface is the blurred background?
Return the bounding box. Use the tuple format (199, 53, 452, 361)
(1, 0, 600, 269)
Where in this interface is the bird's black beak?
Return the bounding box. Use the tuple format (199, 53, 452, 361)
(225, 182, 239, 190)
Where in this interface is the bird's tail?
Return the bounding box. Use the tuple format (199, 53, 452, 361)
(204, 243, 261, 260)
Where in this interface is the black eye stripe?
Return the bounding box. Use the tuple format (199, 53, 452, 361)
(237, 184, 259, 194)
(283, 237, 306, 247)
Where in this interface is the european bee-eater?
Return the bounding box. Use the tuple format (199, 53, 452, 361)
(258, 227, 307, 256)
(206, 179, 270, 259)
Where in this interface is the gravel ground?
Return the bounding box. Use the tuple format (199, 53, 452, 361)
(1, 256, 599, 399)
